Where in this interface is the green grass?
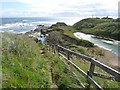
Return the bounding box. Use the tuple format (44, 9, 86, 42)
(69, 57, 120, 89)
(73, 18, 112, 30)
(57, 26, 78, 41)
(42, 47, 81, 88)
(2, 32, 120, 89)
(2, 32, 50, 88)
(2, 32, 81, 88)
(73, 18, 120, 40)
(54, 26, 94, 47)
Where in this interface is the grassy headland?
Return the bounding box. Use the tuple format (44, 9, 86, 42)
(50, 23, 94, 47)
(73, 17, 120, 41)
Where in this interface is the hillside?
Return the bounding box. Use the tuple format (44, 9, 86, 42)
(73, 18, 120, 40)
(2, 32, 120, 89)
(2, 32, 80, 88)
(50, 23, 94, 47)
(2, 33, 50, 88)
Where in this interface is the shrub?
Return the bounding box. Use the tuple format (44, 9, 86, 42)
(78, 39, 94, 47)
(77, 48, 85, 54)
(56, 22, 67, 26)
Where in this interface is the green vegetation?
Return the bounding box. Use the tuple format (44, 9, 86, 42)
(2, 32, 80, 88)
(51, 22, 67, 27)
(55, 22, 67, 26)
(73, 18, 111, 29)
(71, 58, 120, 89)
(2, 32, 120, 89)
(38, 44, 81, 88)
(58, 26, 77, 37)
(77, 48, 85, 54)
(78, 39, 94, 47)
(49, 54, 79, 88)
(51, 25, 94, 47)
(73, 18, 120, 40)
(2, 33, 50, 88)
(2, 17, 120, 88)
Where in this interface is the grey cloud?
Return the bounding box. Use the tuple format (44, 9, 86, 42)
(52, 2, 117, 18)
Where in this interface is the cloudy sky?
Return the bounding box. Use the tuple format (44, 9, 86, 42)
(0, 0, 119, 24)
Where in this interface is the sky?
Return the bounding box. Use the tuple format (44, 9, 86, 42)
(0, 0, 120, 24)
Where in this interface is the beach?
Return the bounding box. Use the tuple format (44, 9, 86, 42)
(93, 46, 119, 68)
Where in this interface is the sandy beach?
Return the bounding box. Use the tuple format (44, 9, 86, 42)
(74, 32, 119, 68)
(93, 47, 119, 68)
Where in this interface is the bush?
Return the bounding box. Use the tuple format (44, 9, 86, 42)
(78, 39, 94, 47)
(56, 22, 67, 26)
(77, 48, 85, 54)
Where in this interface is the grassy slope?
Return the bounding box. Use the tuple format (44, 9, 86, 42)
(2, 32, 80, 88)
(73, 18, 120, 40)
(58, 26, 77, 38)
(70, 57, 120, 89)
(2, 33, 50, 88)
(42, 47, 80, 88)
(48, 24, 120, 89)
(55, 26, 94, 47)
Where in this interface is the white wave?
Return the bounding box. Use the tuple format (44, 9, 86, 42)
(31, 21, 55, 25)
(19, 31, 28, 34)
(101, 40, 114, 45)
(9, 30, 14, 32)
(94, 44, 112, 51)
(23, 20, 29, 22)
(74, 32, 113, 52)
(0, 25, 7, 29)
(113, 41, 120, 45)
(74, 32, 91, 40)
(0, 30, 5, 33)
(0, 22, 34, 29)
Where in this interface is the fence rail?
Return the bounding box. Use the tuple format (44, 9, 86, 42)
(50, 44, 120, 89)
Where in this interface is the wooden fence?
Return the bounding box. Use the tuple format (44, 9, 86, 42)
(51, 44, 120, 90)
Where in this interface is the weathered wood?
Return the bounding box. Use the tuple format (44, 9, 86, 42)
(49, 44, 120, 90)
(58, 52, 102, 89)
(67, 59, 103, 90)
(57, 45, 120, 82)
(93, 72, 115, 80)
(59, 53, 85, 88)
(87, 63, 95, 89)
(89, 63, 95, 77)
(67, 51, 70, 60)
(58, 45, 91, 61)
(90, 58, 120, 82)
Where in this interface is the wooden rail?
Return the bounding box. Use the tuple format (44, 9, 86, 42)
(51, 44, 120, 89)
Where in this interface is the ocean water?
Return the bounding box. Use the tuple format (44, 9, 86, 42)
(0, 17, 58, 33)
(74, 32, 120, 57)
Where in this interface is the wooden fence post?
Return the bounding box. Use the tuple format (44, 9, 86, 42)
(86, 62, 95, 89)
(67, 50, 70, 60)
(53, 45, 56, 54)
(52, 44, 54, 53)
(57, 45, 59, 53)
(89, 63, 95, 77)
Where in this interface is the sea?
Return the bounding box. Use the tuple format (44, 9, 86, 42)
(0, 17, 59, 34)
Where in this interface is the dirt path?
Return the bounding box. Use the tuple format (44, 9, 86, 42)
(40, 48, 58, 88)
